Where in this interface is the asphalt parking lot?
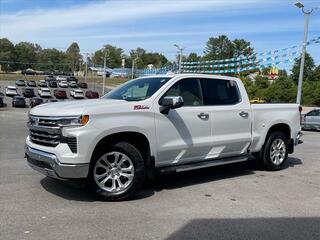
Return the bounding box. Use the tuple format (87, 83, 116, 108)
(0, 80, 107, 109)
(0, 91, 320, 239)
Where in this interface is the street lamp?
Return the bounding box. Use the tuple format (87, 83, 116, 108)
(294, 1, 319, 104)
(174, 44, 185, 73)
(102, 50, 109, 95)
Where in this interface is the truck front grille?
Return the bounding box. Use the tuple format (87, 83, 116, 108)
(28, 116, 77, 153)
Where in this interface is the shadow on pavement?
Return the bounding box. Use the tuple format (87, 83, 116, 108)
(40, 157, 302, 202)
(166, 217, 320, 240)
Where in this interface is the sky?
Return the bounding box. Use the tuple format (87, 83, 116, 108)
(0, 0, 319, 68)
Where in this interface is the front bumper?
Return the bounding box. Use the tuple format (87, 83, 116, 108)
(25, 145, 89, 180)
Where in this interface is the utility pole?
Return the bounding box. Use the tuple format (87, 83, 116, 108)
(84, 53, 88, 83)
(102, 51, 107, 95)
(132, 58, 137, 79)
(294, 1, 319, 104)
(174, 44, 185, 73)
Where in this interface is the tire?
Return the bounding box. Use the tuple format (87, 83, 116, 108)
(261, 131, 289, 171)
(90, 142, 146, 201)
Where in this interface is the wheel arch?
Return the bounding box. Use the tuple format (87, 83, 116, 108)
(90, 131, 153, 168)
(266, 123, 291, 141)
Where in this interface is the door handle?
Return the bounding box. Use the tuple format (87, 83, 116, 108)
(239, 111, 249, 118)
(198, 112, 209, 120)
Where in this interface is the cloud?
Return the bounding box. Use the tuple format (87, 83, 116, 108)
(0, 0, 256, 39)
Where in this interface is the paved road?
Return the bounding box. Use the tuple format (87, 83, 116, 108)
(0, 107, 320, 240)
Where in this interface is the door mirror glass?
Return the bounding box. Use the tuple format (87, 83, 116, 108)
(160, 96, 184, 114)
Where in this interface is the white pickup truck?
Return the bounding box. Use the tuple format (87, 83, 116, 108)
(25, 74, 302, 200)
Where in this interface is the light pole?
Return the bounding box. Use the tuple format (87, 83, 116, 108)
(294, 1, 319, 104)
(84, 53, 89, 83)
(131, 57, 138, 79)
(102, 51, 108, 95)
(174, 44, 185, 73)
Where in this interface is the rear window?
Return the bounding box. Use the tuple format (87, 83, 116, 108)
(201, 78, 240, 105)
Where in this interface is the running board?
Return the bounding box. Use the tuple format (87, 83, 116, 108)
(158, 155, 249, 174)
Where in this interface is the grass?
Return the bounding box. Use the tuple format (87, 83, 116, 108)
(0, 73, 130, 87)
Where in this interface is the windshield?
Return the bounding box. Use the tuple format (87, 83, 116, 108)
(104, 77, 171, 101)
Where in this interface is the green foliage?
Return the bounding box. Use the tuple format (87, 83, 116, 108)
(0, 38, 16, 71)
(204, 35, 254, 60)
(37, 48, 69, 72)
(127, 47, 168, 69)
(92, 44, 124, 69)
(291, 52, 316, 83)
(186, 53, 201, 62)
(14, 42, 41, 69)
(66, 42, 81, 72)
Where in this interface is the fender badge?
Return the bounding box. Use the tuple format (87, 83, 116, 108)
(134, 105, 150, 110)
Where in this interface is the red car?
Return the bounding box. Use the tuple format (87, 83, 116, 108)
(54, 89, 67, 99)
(86, 90, 99, 99)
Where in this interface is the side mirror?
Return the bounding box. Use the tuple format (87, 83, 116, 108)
(160, 96, 184, 114)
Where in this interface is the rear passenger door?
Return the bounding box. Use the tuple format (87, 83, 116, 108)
(201, 78, 252, 158)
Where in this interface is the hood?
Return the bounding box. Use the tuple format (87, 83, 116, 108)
(30, 98, 127, 116)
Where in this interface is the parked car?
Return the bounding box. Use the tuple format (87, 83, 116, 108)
(68, 81, 78, 88)
(5, 86, 18, 97)
(67, 76, 78, 83)
(48, 81, 58, 88)
(56, 76, 67, 81)
(302, 109, 320, 131)
(54, 89, 67, 99)
(38, 80, 48, 87)
(12, 96, 26, 107)
(27, 80, 37, 87)
(22, 88, 35, 98)
(85, 90, 99, 99)
(38, 88, 51, 98)
(70, 89, 84, 99)
(78, 82, 88, 88)
(15, 79, 26, 87)
(29, 97, 44, 108)
(58, 81, 68, 88)
(45, 75, 56, 82)
(26, 74, 303, 201)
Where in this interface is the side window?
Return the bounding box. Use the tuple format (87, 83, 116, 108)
(162, 78, 203, 106)
(315, 110, 320, 116)
(201, 78, 240, 105)
(307, 111, 316, 116)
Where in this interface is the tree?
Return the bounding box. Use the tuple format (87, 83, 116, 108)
(204, 35, 234, 60)
(37, 48, 69, 72)
(232, 38, 254, 58)
(291, 52, 316, 83)
(15, 42, 41, 70)
(313, 65, 320, 81)
(92, 45, 124, 68)
(0, 38, 16, 71)
(66, 42, 81, 72)
(186, 53, 201, 62)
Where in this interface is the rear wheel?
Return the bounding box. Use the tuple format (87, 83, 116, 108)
(90, 142, 145, 201)
(261, 131, 289, 171)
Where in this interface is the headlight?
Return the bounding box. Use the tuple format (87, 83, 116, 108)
(57, 115, 89, 127)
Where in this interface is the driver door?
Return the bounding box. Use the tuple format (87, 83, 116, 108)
(154, 78, 212, 167)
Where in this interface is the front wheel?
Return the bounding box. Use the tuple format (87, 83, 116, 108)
(261, 131, 289, 171)
(90, 142, 145, 201)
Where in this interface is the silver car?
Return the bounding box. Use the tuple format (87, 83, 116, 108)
(302, 109, 320, 131)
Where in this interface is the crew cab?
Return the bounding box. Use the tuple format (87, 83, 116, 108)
(25, 74, 302, 200)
